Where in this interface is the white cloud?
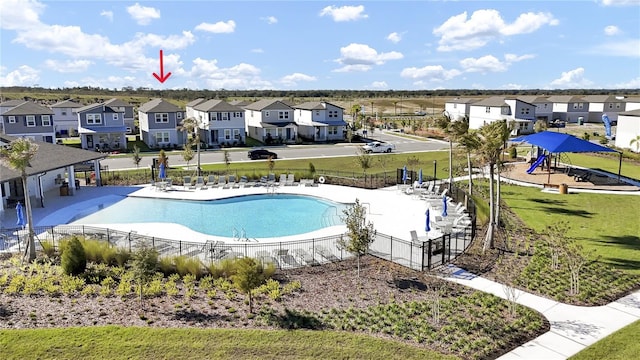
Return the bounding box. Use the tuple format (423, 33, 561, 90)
(0, 0, 45, 31)
(0, 65, 40, 86)
(612, 77, 640, 88)
(387, 32, 401, 43)
(333, 64, 372, 73)
(251, 48, 264, 53)
(369, 81, 388, 89)
(44, 59, 93, 73)
(129, 31, 195, 50)
(501, 83, 525, 90)
(195, 20, 236, 33)
(280, 73, 317, 87)
(460, 55, 508, 73)
(549, 67, 594, 88)
(186, 58, 270, 90)
(127, 3, 160, 26)
(433, 9, 558, 51)
(604, 25, 621, 36)
(601, 0, 640, 6)
(334, 43, 403, 72)
(591, 39, 640, 57)
(319, 5, 368, 22)
(400, 65, 462, 82)
(504, 53, 535, 62)
(263, 16, 277, 24)
(100, 10, 113, 22)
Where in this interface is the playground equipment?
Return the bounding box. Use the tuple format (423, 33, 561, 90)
(526, 154, 547, 174)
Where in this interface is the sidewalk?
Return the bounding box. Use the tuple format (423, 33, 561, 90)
(440, 265, 640, 359)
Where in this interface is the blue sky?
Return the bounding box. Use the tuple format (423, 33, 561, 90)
(1, 0, 639, 91)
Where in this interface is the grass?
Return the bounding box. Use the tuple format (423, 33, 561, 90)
(570, 320, 640, 360)
(565, 153, 640, 180)
(0, 326, 457, 360)
(500, 183, 640, 274)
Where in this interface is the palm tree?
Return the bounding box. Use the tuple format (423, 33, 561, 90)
(0, 138, 39, 262)
(435, 112, 454, 190)
(630, 135, 640, 152)
(179, 117, 202, 177)
(494, 120, 513, 227)
(454, 116, 479, 195)
(476, 121, 505, 252)
(350, 104, 361, 130)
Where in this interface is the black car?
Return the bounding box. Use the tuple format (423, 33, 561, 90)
(248, 149, 278, 160)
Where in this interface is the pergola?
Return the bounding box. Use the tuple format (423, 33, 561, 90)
(512, 131, 622, 183)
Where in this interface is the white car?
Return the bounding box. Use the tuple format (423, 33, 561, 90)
(362, 141, 395, 153)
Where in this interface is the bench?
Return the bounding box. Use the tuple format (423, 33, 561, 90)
(543, 183, 560, 189)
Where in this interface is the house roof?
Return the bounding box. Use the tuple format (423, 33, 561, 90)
(186, 98, 206, 107)
(620, 109, 640, 117)
(229, 100, 251, 107)
(260, 121, 296, 128)
(470, 96, 509, 107)
(244, 99, 293, 111)
(447, 98, 477, 104)
(293, 101, 345, 111)
(512, 131, 618, 154)
(103, 98, 132, 107)
(581, 95, 621, 103)
(546, 95, 586, 103)
(3, 101, 54, 116)
(0, 134, 107, 182)
(50, 99, 82, 108)
(79, 126, 127, 133)
(75, 103, 120, 113)
(0, 100, 26, 108)
(138, 98, 182, 113)
(193, 99, 242, 112)
(517, 95, 550, 104)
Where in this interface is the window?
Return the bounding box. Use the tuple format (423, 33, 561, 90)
(61, 111, 67, 115)
(177, 112, 182, 119)
(26, 115, 36, 127)
(519, 122, 528, 130)
(112, 113, 119, 120)
(155, 113, 169, 123)
(155, 131, 170, 143)
(329, 110, 338, 118)
(520, 108, 530, 115)
(224, 129, 231, 140)
(86, 113, 102, 124)
(234, 112, 242, 118)
(573, 103, 578, 109)
(279, 111, 289, 119)
(8, 116, 16, 124)
(42, 115, 51, 126)
(453, 104, 457, 109)
(221, 112, 229, 121)
(265, 111, 270, 117)
(578, 103, 584, 109)
(485, 107, 491, 113)
(315, 111, 320, 116)
(616, 103, 621, 109)
(609, 103, 613, 109)
(328, 126, 338, 135)
(233, 129, 240, 140)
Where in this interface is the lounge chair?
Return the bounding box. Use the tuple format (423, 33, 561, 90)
(292, 248, 319, 266)
(314, 245, 340, 262)
(217, 175, 227, 188)
(227, 175, 239, 188)
(207, 175, 216, 188)
(239, 176, 253, 188)
(410, 230, 421, 244)
(267, 173, 276, 185)
(273, 249, 301, 268)
(279, 174, 287, 186)
(255, 250, 278, 267)
(183, 176, 194, 190)
(285, 174, 296, 186)
(195, 176, 207, 190)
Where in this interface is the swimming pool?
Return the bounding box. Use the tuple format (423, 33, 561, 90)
(70, 194, 349, 238)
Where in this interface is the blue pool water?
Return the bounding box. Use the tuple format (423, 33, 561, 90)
(71, 194, 348, 238)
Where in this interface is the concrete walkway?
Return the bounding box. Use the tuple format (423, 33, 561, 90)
(441, 265, 640, 359)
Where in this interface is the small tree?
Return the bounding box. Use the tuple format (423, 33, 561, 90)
(61, 236, 87, 276)
(131, 245, 159, 308)
(630, 135, 640, 152)
(545, 221, 570, 270)
(132, 145, 142, 168)
(338, 198, 375, 277)
(267, 155, 275, 173)
(534, 119, 547, 133)
(308, 162, 316, 178)
(231, 257, 270, 313)
(223, 150, 231, 174)
(355, 148, 372, 176)
(562, 237, 595, 296)
(182, 146, 194, 169)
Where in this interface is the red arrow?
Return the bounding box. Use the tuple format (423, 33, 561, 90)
(153, 49, 172, 83)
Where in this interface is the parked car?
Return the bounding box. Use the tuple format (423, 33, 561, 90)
(361, 141, 395, 153)
(549, 119, 566, 128)
(248, 149, 278, 160)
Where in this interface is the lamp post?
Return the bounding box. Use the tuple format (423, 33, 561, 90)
(433, 160, 437, 188)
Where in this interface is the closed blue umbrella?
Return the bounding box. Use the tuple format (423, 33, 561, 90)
(16, 202, 26, 227)
(425, 208, 431, 232)
(442, 194, 448, 217)
(402, 165, 407, 184)
(418, 168, 423, 185)
(159, 162, 166, 180)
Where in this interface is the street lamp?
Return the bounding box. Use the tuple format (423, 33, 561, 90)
(433, 160, 437, 187)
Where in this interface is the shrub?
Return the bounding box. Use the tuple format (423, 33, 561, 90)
(114, 248, 131, 267)
(208, 258, 239, 279)
(508, 146, 517, 159)
(158, 256, 176, 276)
(41, 241, 57, 258)
(61, 236, 87, 276)
(174, 256, 204, 278)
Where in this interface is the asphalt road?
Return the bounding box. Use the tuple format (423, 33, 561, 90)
(100, 131, 448, 171)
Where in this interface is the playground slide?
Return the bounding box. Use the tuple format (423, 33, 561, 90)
(526, 154, 546, 174)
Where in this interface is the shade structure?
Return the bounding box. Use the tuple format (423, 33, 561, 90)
(442, 195, 448, 217)
(402, 165, 408, 184)
(418, 168, 423, 185)
(425, 208, 431, 232)
(159, 162, 166, 180)
(16, 202, 26, 227)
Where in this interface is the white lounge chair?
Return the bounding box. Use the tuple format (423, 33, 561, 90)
(279, 174, 287, 186)
(285, 174, 296, 186)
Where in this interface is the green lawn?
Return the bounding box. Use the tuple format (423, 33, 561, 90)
(0, 326, 457, 360)
(565, 153, 640, 180)
(500, 184, 640, 274)
(570, 320, 640, 360)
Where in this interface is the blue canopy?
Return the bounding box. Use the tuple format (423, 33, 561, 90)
(512, 131, 617, 154)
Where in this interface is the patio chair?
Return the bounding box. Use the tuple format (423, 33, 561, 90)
(238, 176, 253, 188)
(227, 175, 239, 189)
(183, 176, 194, 190)
(292, 248, 320, 266)
(279, 174, 287, 186)
(410, 230, 421, 244)
(267, 173, 276, 185)
(273, 249, 301, 268)
(196, 176, 206, 190)
(256, 250, 278, 267)
(285, 174, 296, 186)
(217, 175, 227, 188)
(314, 245, 340, 262)
(207, 175, 216, 188)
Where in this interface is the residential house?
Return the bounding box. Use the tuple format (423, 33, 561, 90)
(443, 98, 476, 121)
(138, 98, 185, 148)
(191, 99, 246, 146)
(49, 99, 82, 136)
(185, 98, 206, 119)
(0, 100, 27, 135)
(518, 95, 554, 124)
(614, 109, 640, 153)
(293, 101, 347, 142)
(468, 96, 536, 134)
(103, 98, 135, 132)
(547, 95, 589, 123)
(75, 102, 127, 151)
(244, 99, 296, 144)
(582, 95, 627, 123)
(0, 101, 56, 143)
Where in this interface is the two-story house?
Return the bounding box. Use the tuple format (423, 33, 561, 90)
(185, 98, 206, 120)
(244, 99, 296, 144)
(49, 99, 83, 136)
(468, 96, 536, 134)
(443, 98, 476, 121)
(0, 100, 26, 134)
(293, 101, 347, 142)
(546, 95, 589, 123)
(138, 98, 185, 148)
(0, 101, 56, 143)
(103, 98, 135, 132)
(75, 102, 127, 151)
(190, 99, 246, 146)
(517, 96, 554, 124)
(582, 95, 626, 123)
